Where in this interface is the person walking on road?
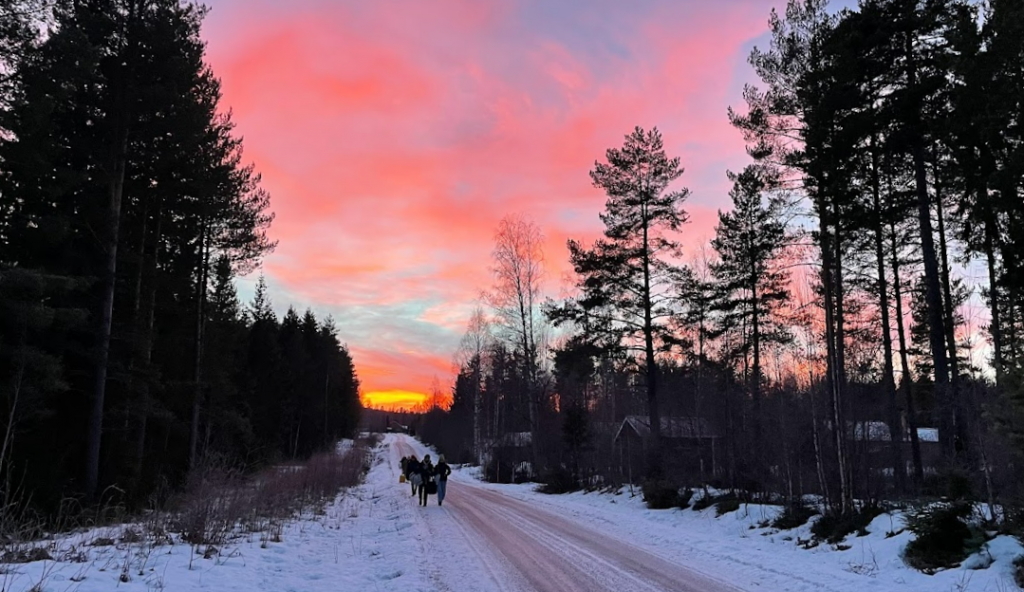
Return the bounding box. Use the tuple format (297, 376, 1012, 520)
(406, 455, 422, 496)
(434, 455, 451, 506)
(419, 454, 435, 507)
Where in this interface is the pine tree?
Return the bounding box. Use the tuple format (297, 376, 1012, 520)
(981, 0, 1024, 371)
(711, 164, 791, 467)
(730, 0, 860, 512)
(552, 126, 690, 477)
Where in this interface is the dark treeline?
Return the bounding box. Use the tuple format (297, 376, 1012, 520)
(423, 0, 1024, 521)
(0, 1, 361, 516)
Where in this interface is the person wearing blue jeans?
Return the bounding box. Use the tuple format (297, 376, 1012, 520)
(434, 455, 451, 506)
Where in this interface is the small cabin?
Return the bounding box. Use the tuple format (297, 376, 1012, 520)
(480, 431, 533, 482)
(613, 415, 721, 483)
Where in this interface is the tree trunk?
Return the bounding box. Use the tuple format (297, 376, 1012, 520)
(125, 189, 148, 487)
(85, 0, 141, 503)
(516, 285, 540, 473)
(871, 140, 905, 493)
(905, 32, 952, 460)
(473, 365, 482, 464)
(133, 197, 162, 480)
(1009, 284, 1021, 361)
(809, 377, 831, 514)
(834, 213, 848, 396)
(641, 208, 661, 476)
(695, 311, 707, 484)
(833, 200, 852, 511)
(750, 271, 763, 491)
(934, 175, 966, 458)
(890, 220, 924, 488)
(1, 331, 27, 488)
(86, 119, 129, 502)
(819, 204, 849, 514)
(188, 223, 210, 470)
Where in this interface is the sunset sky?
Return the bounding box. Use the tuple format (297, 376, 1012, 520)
(200, 0, 856, 410)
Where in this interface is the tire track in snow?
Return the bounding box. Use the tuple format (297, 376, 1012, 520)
(392, 437, 510, 592)
(451, 483, 743, 592)
(390, 435, 744, 592)
(464, 478, 854, 592)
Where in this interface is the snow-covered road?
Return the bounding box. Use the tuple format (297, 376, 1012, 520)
(391, 435, 742, 592)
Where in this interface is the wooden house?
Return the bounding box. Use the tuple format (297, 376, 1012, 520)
(613, 415, 721, 483)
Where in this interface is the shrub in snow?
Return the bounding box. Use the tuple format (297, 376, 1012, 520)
(921, 468, 973, 501)
(539, 466, 578, 494)
(772, 504, 818, 530)
(691, 492, 716, 511)
(811, 503, 883, 544)
(0, 546, 52, 563)
(1006, 504, 1024, 537)
(903, 502, 986, 573)
(715, 497, 741, 516)
(677, 488, 694, 509)
(692, 491, 738, 513)
(642, 481, 691, 510)
(1013, 554, 1024, 588)
(169, 441, 370, 546)
(484, 459, 515, 484)
(642, 481, 676, 509)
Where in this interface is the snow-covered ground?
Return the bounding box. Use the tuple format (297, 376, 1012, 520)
(0, 437, 430, 592)
(2, 434, 1022, 592)
(451, 475, 1023, 592)
(399, 433, 1024, 592)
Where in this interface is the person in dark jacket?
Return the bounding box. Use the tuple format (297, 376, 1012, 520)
(406, 456, 421, 496)
(434, 455, 451, 506)
(418, 454, 435, 507)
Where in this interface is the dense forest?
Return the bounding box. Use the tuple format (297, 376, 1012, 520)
(423, 0, 1024, 521)
(0, 1, 361, 516)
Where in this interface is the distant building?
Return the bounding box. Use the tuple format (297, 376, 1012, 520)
(479, 431, 533, 481)
(848, 420, 942, 476)
(613, 415, 719, 442)
(849, 420, 939, 443)
(613, 415, 721, 483)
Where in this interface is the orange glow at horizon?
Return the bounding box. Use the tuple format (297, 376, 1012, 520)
(362, 389, 430, 411)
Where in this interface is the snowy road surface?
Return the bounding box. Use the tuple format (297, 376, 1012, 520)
(392, 436, 742, 592)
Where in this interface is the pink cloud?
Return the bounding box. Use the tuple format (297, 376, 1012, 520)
(202, 0, 779, 398)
